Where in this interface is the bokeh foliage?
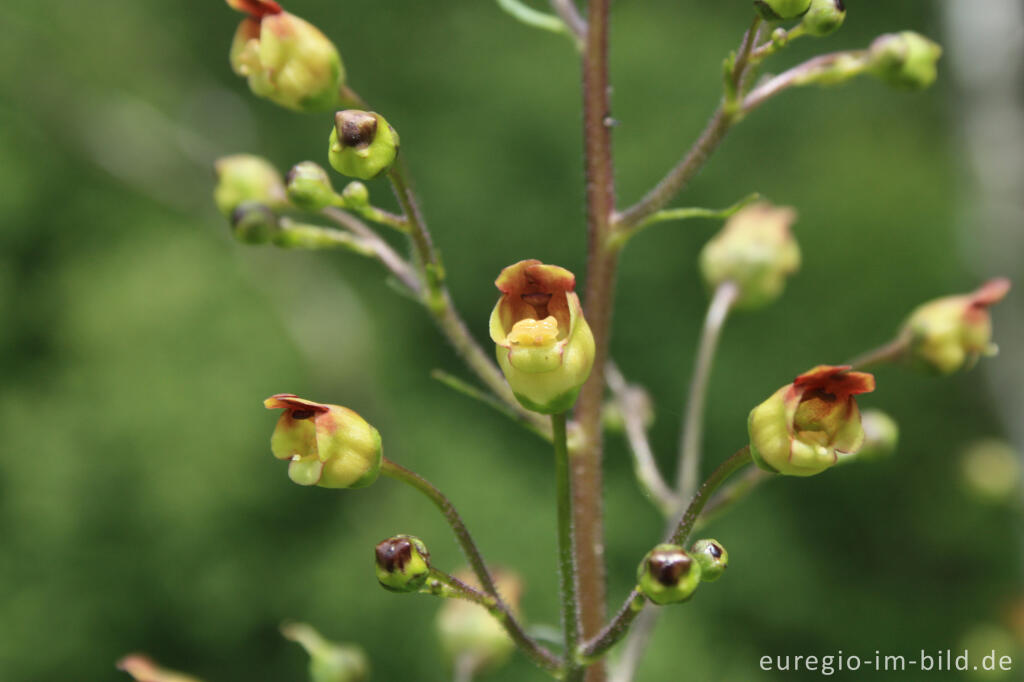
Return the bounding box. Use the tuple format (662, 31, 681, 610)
(0, 1, 1019, 680)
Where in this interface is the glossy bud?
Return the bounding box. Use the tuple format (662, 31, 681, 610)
(374, 535, 431, 593)
(230, 201, 280, 244)
(868, 31, 943, 90)
(341, 181, 370, 208)
(489, 260, 596, 414)
(801, 0, 846, 37)
(286, 161, 338, 211)
(264, 394, 382, 488)
(754, 0, 812, 21)
(749, 365, 875, 477)
(213, 154, 287, 217)
(328, 111, 399, 180)
(902, 278, 1011, 374)
(699, 202, 801, 310)
(281, 622, 370, 682)
(228, 1, 345, 112)
(690, 539, 729, 582)
(637, 544, 702, 605)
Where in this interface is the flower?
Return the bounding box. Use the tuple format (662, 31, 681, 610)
(227, 0, 345, 112)
(264, 394, 382, 488)
(748, 365, 875, 477)
(698, 202, 801, 310)
(489, 260, 595, 414)
(902, 278, 1011, 374)
(868, 31, 942, 91)
(637, 544, 702, 605)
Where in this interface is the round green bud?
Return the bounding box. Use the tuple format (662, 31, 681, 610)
(690, 539, 729, 582)
(328, 110, 400, 180)
(699, 202, 801, 310)
(754, 0, 812, 21)
(374, 535, 431, 593)
(286, 161, 338, 211)
(230, 201, 280, 244)
(800, 0, 846, 37)
(341, 181, 370, 208)
(213, 154, 287, 217)
(960, 439, 1021, 504)
(281, 622, 370, 682)
(637, 544, 702, 605)
(868, 31, 943, 91)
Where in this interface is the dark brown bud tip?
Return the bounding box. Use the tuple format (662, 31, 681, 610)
(336, 110, 379, 149)
(648, 552, 693, 586)
(376, 537, 414, 573)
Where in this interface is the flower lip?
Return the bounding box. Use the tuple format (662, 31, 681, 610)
(263, 393, 331, 415)
(968, 277, 1011, 310)
(226, 0, 283, 18)
(492, 260, 578, 347)
(790, 365, 875, 402)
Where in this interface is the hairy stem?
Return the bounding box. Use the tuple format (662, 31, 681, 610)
(553, 413, 583, 681)
(575, 0, 617, 678)
(380, 458, 561, 674)
(847, 336, 909, 370)
(676, 281, 739, 501)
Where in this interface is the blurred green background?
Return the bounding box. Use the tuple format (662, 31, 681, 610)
(1, 1, 1021, 680)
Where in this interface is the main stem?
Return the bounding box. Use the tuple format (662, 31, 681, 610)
(553, 413, 583, 681)
(576, 0, 616, 678)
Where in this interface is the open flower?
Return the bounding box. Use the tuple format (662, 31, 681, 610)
(902, 278, 1011, 374)
(264, 394, 382, 488)
(489, 260, 595, 414)
(227, 0, 345, 112)
(749, 365, 875, 477)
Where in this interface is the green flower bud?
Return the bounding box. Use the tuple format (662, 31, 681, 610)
(749, 365, 876, 477)
(281, 622, 370, 682)
(699, 202, 801, 310)
(117, 655, 203, 682)
(961, 439, 1021, 504)
(327, 110, 400, 180)
(868, 31, 943, 90)
(437, 570, 520, 675)
(264, 394, 382, 488)
(841, 408, 898, 463)
(800, 0, 846, 37)
(231, 201, 280, 244)
(213, 154, 287, 217)
(374, 535, 431, 593)
(227, 1, 345, 112)
(637, 544, 702, 605)
(902, 278, 1011, 374)
(341, 181, 370, 208)
(489, 260, 596, 414)
(690, 539, 729, 582)
(285, 161, 339, 211)
(754, 0, 812, 21)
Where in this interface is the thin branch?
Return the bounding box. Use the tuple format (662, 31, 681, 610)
(321, 207, 421, 294)
(550, 0, 587, 44)
(553, 413, 583, 681)
(607, 193, 760, 251)
(496, 0, 572, 37)
(694, 464, 771, 531)
(606, 363, 677, 515)
(741, 50, 869, 114)
(380, 458, 562, 674)
(676, 281, 739, 501)
(847, 336, 909, 370)
(431, 369, 552, 441)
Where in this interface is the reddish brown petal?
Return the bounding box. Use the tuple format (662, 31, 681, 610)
(263, 394, 331, 415)
(226, 0, 283, 18)
(792, 365, 875, 401)
(495, 260, 576, 295)
(969, 277, 1011, 309)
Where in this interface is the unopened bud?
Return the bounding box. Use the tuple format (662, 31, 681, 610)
(800, 0, 846, 37)
(754, 0, 812, 21)
(637, 544, 702, 605)
(227, 2, 345, 112)
(286, 161, 339, 211)
(230, 201, 280, 244)
(214, 154, 287, 217)
(699, 202, 801, 310)
(902, 278, 1011, 374)
(341, 181, 370, 208)
(868, 31, 942, 90)
(375, 535, 431, 593)
(281, 622, 370, 682)
(264, 394, 382, 489)
(690, 539, 729, 582)
(328, 111, 399, 180)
